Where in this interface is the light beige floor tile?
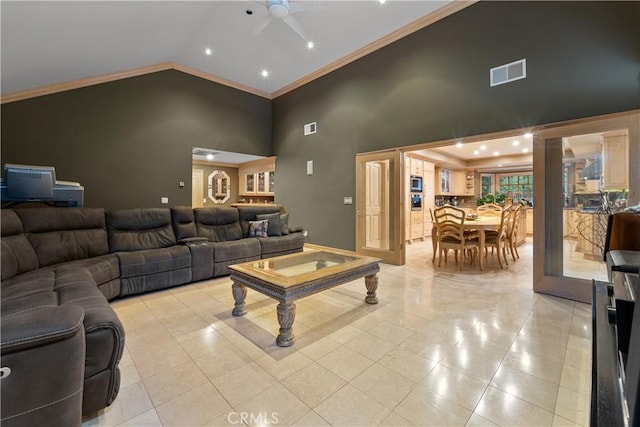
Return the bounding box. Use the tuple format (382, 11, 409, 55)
(439, 343, 503, 382)
(465, 412, 499, 426)
(117, 409, 162, 426)
(194, 343, 254, 381)
(234, 382, 310, 426)
(501, 350, 565, 384)
(491, 365, 559, 412)
(317, 345, 375, 381)
(155, 383, 232, 426)
(394, 383, 472, 426)
(554, 386, 589, 426)
(83, 381, 153, 426)
(82, 240, 593, 427)
(368, 320, 416, 345)
(552, 414, 581, 427)
(378, 410, 415, 426)
(342, 331, 396, 361)
(298, 336, 342, 360)
(256, 350, 313, 380)
(292, 410, 331, 427)
(143, 361, 209, 406)
(315, 384, 390, 426)
(211, 361, 277, 408)
(419, 364, 489, 411)
(475, 386, 554, 427)
(281, 362, 346, 408)
(560, 364, 590, 394)
(351, 363, 416, 409)
(377, 348, 438, 382)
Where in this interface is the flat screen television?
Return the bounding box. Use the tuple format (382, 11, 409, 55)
(4, 163, 56, 199)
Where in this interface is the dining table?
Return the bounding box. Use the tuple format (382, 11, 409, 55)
(432, 215, 502, 270)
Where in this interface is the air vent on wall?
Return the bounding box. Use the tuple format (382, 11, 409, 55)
(490, 59, 526, 87)
(304, 122, 317, 136)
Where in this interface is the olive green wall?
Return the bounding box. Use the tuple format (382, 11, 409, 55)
(1, 70, 271, 209)
(273, 1, 640, 250)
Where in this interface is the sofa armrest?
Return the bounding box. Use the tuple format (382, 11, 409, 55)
(289, 226, 304, 234)
(1, 305, 85, 355)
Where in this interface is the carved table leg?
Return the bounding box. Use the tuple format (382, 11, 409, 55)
(276, 302, 296, 347)
(231, 282, 247, 316)
(365, 274, 379, 304)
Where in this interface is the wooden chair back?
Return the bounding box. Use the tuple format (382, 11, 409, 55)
(433, 205, 466, 243)
(477, 203, 503, 217)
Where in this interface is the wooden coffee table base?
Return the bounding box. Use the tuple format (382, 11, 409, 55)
(231, 272, 379, 347)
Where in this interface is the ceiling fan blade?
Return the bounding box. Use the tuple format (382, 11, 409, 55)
(253, 16, 273, 35)
(282, 14, 308, 41)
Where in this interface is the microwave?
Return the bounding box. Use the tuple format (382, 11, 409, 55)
(410, 175, 423, 192)
(411, 193, 422, 211)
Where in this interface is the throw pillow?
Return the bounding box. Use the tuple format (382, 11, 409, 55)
(256, 213, 282, 236)
(280, 213, 289, 235)
(248, 220, 269, 238)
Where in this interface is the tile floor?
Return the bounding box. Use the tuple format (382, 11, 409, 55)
(83, 239, 592, 426)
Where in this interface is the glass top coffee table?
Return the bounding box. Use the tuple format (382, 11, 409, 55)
(228, 246, 381, 347)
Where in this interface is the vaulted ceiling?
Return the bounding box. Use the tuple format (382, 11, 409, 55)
(1, 1, 467, 100)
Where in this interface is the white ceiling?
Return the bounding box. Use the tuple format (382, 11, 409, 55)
(429, 134, 534, 161)
(1, 0, 456, 98)
(192, 147, 265, 164)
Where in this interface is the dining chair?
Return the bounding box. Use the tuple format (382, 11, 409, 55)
(506, 203, 525, 261)
(433, 205, 479, 270)
(430, 205, 459, 263)
(477, 203, 503, 217)
(484, 206, 512, 269)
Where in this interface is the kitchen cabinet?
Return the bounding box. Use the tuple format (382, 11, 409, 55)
(410, 157, 424, 176)
(602, 130, 628, 190)
(239, 157, 276, 196)
(564, 209, 579, 238)
(436, 168, 472, 195)
(423, 161, 435, 237)
(525, 208, 534, 235)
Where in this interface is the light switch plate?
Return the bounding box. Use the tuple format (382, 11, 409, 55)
(307, 160, 313, 175)
(161, 197, 169, 204)
(344, 196, 353, 205)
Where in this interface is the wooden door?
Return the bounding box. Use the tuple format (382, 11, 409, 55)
(356, 150, 405, 265)
(365, 161, 386, 248)
(192, 169, 203, 208)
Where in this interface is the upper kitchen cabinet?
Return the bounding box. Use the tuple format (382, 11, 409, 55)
(410, 157, 424, 176)
(435, 168, 473, 195)
(602, 130, 628, 190)
(239, 157, 276, 196)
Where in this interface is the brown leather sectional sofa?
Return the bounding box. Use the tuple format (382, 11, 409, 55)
(0, 204, 304, 427)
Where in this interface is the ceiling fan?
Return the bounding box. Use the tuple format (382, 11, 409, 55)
(253, 0, 314, 42)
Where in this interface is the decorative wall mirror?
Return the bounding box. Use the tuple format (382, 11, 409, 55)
(208, 170, 230, 204)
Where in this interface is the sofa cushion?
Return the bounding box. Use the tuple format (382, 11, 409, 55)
(0, 269, 57, 313)
(237, 206, 281, 237)
(258, 232, 306, 256)
(51, 254, 120, 289)
(280, 213, 289, 235)
(195, 207, 242, 242)
(107, 208, 176, 252)
(256, 213, 282, 236)
(116, 245, 191, 278)
(1, 210, 39, 281)
(248, 220, 269, 238)
(210, 239, 261, 263)
(171, 206, 197, 241)
(14, 208, 109, 268)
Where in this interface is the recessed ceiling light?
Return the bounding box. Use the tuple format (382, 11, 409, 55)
(379, 0, 386, 4)
(493, 151, 500, 156)
(524, 132, 533, 138)
(206, 153, 214, 160)
(307, 41, 314, 49)
(261, 69, 269, 78)
(512, 140, 520, 146)
(473, 150, 480, 155)
(204, 48, 212, 56)
(498, 164, 503, 167)
(522, 148, 529, 153)
(480, 145, 487, 151)
(455, 142, 463, 148)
